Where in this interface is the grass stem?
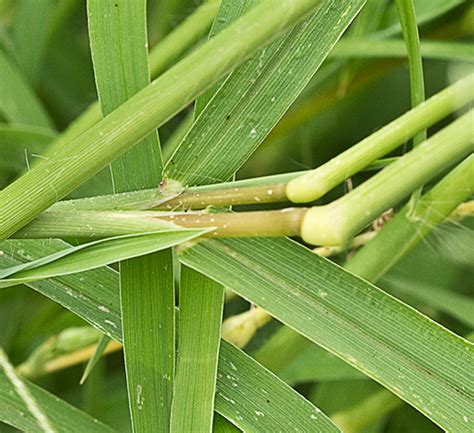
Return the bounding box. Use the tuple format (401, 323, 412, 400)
(286, 74, 473, 203)
(396, 0, 427, 215)
(300, 110, 473, 245)
(0, 0, 322, 240)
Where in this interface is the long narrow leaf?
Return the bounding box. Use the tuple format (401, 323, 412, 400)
(193, 0, 252, 117)
(171, 267, 224, 432)
(0, 229, 207, 288)
(179, 236, 473, 432)
(0, 239, 122, 338)
(0, 0, 324, 240)
(0, 242, 337, 431)
(87, 1, 175, 430)
(215, 340, 339, 432)
(166, 0, 365, 185)
(0, 348, 114, 432)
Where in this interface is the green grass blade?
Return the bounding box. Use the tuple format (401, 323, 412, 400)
(87, 1, 174, 430)
(193, 0, 251, 117)
(171, 267, 224, 432)
(120, 250, 175, 431)
(0, 244, 336, 431)
(80, 334, 110, 385)
(11, 0, 54, 85)
(0, 348, 114, 432)
(170, 5, 242, 430)
(88, 1, 163, 188)
(179, 236, 473, 431)
(166, 0, 365, 185)
(0, 229, 207, 288)
(396, 0, 426, 212)
(0, 50, 53, 127)
(216, 340, 339, 432)
(395, 2, 426, 128)
(0, 0, 324, 240)
(0, 239, 122, 338)
(331, 39, 474, 63)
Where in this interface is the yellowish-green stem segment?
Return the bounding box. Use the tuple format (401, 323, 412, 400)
(286, 74, 474, 203)
(300, 110, 473, 246)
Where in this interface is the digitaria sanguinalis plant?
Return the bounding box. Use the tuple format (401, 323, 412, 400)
(0, 0, 473, 432)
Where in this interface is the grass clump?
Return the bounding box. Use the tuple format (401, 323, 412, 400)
(0, 1, 472, 432)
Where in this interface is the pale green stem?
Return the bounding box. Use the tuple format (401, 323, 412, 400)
(221, 307, 272, 348)
(162, 208, 306, 238)
(16, 208, 307, 239)
(286, 74, 474, 203)
(347, 153, 474, 282)
(0, 0, 322, 240)
(41, 0, 220, 159)
(50, 158, 397, 212)
(255, 155, 474, 375)
(18, 339, 123, 380)
(16, 327, 102, 379)
(253, 156, 474, 432)
(300, 110, 473, 246)
(16, 162, 473, 392)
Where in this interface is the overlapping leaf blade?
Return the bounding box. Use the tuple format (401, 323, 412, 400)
(166, 0, 366, 185)
(0, 241, 337, 431)
(171, 267, 224, 432)
(87, 1, 176, 430)
(0, 350, 113, 432)
(0, 229, 206, 288)
(179, 237, 473, 432)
